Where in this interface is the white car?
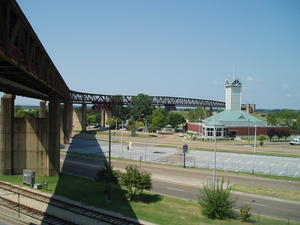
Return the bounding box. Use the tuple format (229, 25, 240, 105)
(290, 138, 300, 145)
(178, 133, 184, 137)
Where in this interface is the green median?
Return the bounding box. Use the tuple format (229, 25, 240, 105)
(1, 174, 299, 225)
(232, 184, 300, 201)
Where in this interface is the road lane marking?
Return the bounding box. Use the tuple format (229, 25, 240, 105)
(259, 161, 264, 165)
(60, 159, 103, 169)
(166, 187, 185, 192)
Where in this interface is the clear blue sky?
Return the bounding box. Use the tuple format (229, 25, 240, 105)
(5, 0, 300, 109)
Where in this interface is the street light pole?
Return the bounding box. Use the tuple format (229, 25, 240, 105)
(199, 118, 201, 138)
(107, 128, 112, 203)
(121, 121, 124, 158)
(254, 124, 257, 153)
(213, 124, 217, 188)
(144, 120, 147, 162)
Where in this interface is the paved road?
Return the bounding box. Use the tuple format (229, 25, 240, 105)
(64, 138, 300, 178)
(60, 152, 300, 222)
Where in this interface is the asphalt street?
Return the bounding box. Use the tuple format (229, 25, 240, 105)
(60, 152, 300, 222)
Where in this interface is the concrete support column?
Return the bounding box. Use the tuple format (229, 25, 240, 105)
(0, 94, 15, 175)
(81, 103, 87, 131)
(63, 101, 73, 144)
(209, 106, 213, 116)
(39, 100, 47, 118)
(101, 110, 105, 127)
(105, 110, 112, 127)
(48, 95, 60, 176)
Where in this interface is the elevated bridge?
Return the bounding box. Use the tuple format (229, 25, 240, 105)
(70, 90, 225, 108)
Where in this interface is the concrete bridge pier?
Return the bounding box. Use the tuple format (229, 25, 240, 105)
(48, 95, 61, 176)
(39, 100, 47, 118)
(209, 106, 213, 116)
(81, 103, 87, 131)
(63, 101, 73, 144)
(0, 94, 15, 175)
(165, 104, 176, 112)
(100, 109, 112, 127)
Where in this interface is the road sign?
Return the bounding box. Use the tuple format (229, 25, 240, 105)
(183, 144, 188, 153)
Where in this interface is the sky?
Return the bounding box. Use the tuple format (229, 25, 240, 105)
(2, 0, 300, 109)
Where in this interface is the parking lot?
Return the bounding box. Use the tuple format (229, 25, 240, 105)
(64, 137, 300, 178)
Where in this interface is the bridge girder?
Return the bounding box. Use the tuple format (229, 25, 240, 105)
(0, 0, 70, 100)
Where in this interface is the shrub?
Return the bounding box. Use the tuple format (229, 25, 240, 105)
(198, 178, 236, 219)
(240, 204, 251, 222)
(120, 165, 152, 200)
(258, 135, 266, 146)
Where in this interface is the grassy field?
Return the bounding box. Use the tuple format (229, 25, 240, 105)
(232, 184, 300, 201)
(1, 174, 299, 225)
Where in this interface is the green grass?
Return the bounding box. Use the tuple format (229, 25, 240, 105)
(232, 184, 300, 201)
(1, 174, 299, 225)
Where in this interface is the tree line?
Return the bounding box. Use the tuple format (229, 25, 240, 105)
(266, 109, 300, 133)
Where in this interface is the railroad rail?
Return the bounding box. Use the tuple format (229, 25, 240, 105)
(70, 90, 226, 108)
(0, 196, 74, 225)
(0, 182, 142, 225)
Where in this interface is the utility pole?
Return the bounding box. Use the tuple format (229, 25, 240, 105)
(144, 120, 147, 162)
(107, 128, 112, 203)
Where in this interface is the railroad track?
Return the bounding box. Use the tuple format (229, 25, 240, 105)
(0, 181, 142, 225)
(0, 196, 75, 225)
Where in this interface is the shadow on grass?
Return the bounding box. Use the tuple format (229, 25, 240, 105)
(43, 130, 139, 223)
(130, 193, 162, 203)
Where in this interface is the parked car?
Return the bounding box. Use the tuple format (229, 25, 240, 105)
(290, 138, 300, 145)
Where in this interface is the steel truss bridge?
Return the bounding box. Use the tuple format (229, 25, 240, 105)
(70, 90, 225, 108)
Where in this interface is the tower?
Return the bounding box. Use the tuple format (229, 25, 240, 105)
(224, 78, 242, 111)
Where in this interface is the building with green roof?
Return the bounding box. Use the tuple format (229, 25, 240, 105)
(200, 78, 267, 139)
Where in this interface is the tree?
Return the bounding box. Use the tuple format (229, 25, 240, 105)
(276, 129, 284, 141)
(258, 135, 266, 146)
(128, 94, 154, 121)
(87, 112, 100, 124)
(266, 113, 278, 126)
(106, 118, 116, 128)
(266, 128, 276, 141)
(168, 112, 185, 128)
(120, 165, 152, 200)
(15, 109, 38, 118)
(127, 120, 143, 136)
(198, 178, 235, 219)
(187, 107, 206, 122)
(281, 129, 291, 141)
(150, 107, 168, 131)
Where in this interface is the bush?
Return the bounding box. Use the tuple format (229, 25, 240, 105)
(240, 204, 251, 222)
(258, 135, 266, 146)
(120, 165, 152, 200)
(198, 178, 236, 219)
